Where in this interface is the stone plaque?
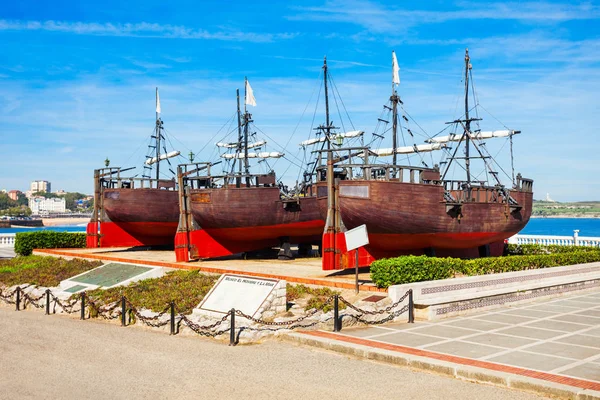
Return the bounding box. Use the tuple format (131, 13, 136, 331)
(199, 274, 279, 318)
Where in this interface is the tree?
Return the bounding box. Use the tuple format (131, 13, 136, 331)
(0, 206, 31, 217)
(16, 192, 28, 206)
(32, 191, 59, 199)
(63, 192, 88, 211)
(0, 193, 18, 210)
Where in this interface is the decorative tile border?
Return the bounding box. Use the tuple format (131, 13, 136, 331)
(422, 266, 600, 295)
(435, 279, 600, 315)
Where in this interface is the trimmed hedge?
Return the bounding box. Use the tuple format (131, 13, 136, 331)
(371, 245, 600, 288)
(14, 231, 86, 256)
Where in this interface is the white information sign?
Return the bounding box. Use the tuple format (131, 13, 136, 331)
(198, 274, 278, 317)
(344, 224, 369, 251)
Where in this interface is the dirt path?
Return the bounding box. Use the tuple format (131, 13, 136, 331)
(0, 306, 548, 400)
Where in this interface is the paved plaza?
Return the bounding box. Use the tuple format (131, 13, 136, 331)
(338, 288, 600, 385)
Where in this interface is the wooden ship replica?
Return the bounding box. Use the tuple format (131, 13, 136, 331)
(304, 50, 533, 270)
(87, 88, 181, 248)
(174, 79, 324, 261)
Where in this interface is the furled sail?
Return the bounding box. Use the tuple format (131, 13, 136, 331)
(426, 130, 520, 144)
(216, 140, 267, 149)
(221, 151, 284, 160)
(299, 130, 364, 147)
(145, 150, 180, 165)
(370, 143, 445, 156)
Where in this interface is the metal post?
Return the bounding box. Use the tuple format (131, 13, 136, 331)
(170, 301, 175, 335)
(229, 308, 236, 346)
(355, 248, 360, 294)
(45, 289, 50, 315)
(121, 296, 126, 327)
(80, 292, 86, 320)
(15, 287, 20, 311)
(408, 289, 414, 323)
(333, 295, 341, 332)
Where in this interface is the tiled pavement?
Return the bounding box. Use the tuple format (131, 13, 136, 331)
(339, 288, 600, 384)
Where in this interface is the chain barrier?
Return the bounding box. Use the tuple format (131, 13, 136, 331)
(179, 314, 231, 337)
(22, 291, 47, 309)
(86, 298, 122, 320)
(126, 300, 171, 328)
(338, 290, 410, 315)
(240, 316, 335, 332)
(233, 296, 334, 326)
(0, 286, 415, 340)
(344, 304, 410, 325)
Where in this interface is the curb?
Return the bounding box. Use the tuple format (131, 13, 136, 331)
(282, 331, 600, 400)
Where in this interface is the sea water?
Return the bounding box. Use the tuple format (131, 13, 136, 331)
(521, 218, 600, 237)
(1, 225, 87, 234)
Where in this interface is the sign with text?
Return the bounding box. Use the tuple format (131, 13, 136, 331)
(344, 224, 369, 251)
(198, 274, 278, 317)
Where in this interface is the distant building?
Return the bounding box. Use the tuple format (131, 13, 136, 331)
(545, 193, 557, 203)
(8, 190, 22, 201)
(29, 197, 66, 215)
(30, 180, 51, 194)
(54, 189, 67, 196)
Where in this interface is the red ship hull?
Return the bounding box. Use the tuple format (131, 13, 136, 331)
(184, 186, 324, 258)
(317, 180, 533, 269)
(88, 188, 179, 247)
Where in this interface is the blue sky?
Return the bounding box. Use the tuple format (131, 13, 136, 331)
(0, 0, 599, 201)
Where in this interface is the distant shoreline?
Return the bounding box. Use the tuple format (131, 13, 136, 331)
(41, 217, 90, 226)
(531, 215, 600, 219)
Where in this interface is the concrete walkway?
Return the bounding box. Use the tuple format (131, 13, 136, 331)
(291, 287, 600, 399)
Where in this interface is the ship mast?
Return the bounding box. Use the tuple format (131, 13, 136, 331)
(324, 57, 335, 233)
(464, 49, 471, 184)
(243, 77, 251, 183)
(391, 52, 399, 168)
(235, 89, 243, 178)
(155, 87, 162, 181)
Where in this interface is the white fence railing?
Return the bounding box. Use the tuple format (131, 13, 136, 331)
(0, 233, 16, 247)
(508, 230, 600, 247)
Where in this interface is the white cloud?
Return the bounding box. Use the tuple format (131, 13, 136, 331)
(290, 0, 600, 32)
(0, 19, 298, 43)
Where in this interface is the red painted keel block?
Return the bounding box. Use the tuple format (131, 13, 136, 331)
(174, 231, 189, 262)
(321, 232, 376, 271)
(86, 222, 99, 248)
(99, 221, 145, 248)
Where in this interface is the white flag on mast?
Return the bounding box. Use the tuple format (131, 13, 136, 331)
(245, 79, 257, 107)
(156, 87, 161, 114)
(392, 51, 400, 85)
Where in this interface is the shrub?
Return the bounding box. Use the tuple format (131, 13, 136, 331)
(85, 270, 219, 314)
(370, 255, 455, 288)
(14, 231, 86, 256)
(286, 284, 344, 313)
(371, 250, 600, 288)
